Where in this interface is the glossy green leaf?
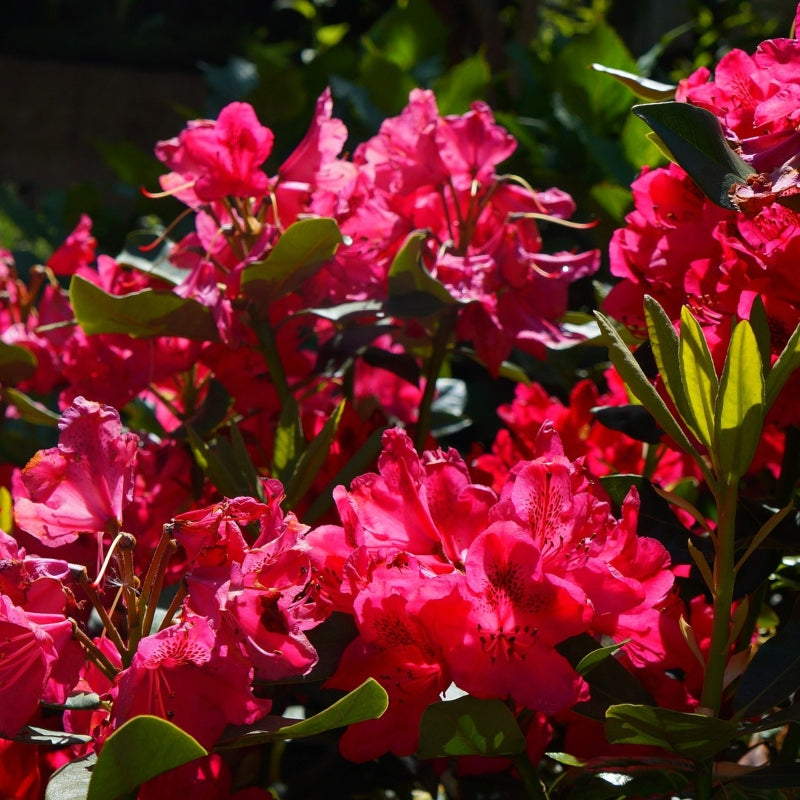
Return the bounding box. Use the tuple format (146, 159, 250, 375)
(679, 305, 718, 448)
(0, 340, 36, 384)
(16, 726, 93, 747)
(45, 754, 96, 800)
(70, 276, 219, 341)
(417, 696, 527, 759)
(283, 399, 346, 510)
(714, 320, 765, 482)
(387, 231, 457, 315)
(42, 692, 102, 712)
(643, 295, 687, 422)
(591, 63, 676, 101)
(217, 678, 388, 749)
(576, 639, 632, 676)
(606, 704, 737, 760)
(241, 217, 343, 307)
(116, 230, 188, 286)
(733, 619, 800, 718)
(765, 320, 800, 410)
(594, 311, 709, 483)
(87, 716, 206, 800)
(3, 387, 60, 426)
(633, 102, 755, 210)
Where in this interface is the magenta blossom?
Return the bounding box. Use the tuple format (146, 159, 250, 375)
(14, 397, 138, 548)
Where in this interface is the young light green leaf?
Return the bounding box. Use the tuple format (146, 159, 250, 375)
(679, 305, 718, 448)
(417, 696, 527, 759)
(241, 217, 343, 306)
(765, 320, 800, 411)
(87, 716, 206, 800)
(643, 295, 690, 423)
(216, 677, 388, 749)
(591, 63, 676, 101)
(594, 311, 711, 485)
(714, 320, 765, 482)
(70, 276, 219, 341)
(633, 102, 755, 210)
(606, 704, 737, 760)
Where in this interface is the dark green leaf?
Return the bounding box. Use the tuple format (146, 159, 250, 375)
(217, 677, 388, 750)
(417, 696, 526, 759)
(15, 726, 93, 747)
(0, 340, 36, 384)
(733, 619, 800, 717)
(283, 399, 346, 510)
(714, 320, 765, 482)
(739, 700, 800, 733)
(2, 387, 60, 426)
(41, 692, 102, 712)
(592, 404, 663, 443)
(606, 704, 737, 760)
(302, 299, 385, 322)
(632, 101, 755, 210)
(432, 52, 491, 114)
(576, 639, 631, 676)
(45, 754, 96, 800)
(87, 716, 206, 800)
(241, 217, 343, 307)
(70, 276, 219, 341)
(272, 397, 305, 482)
(186, 426, 260, 499)
(734, 764, 800, 789)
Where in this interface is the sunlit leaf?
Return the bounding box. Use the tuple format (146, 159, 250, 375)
(86, 716, 206, 800)
(765, 320, 800, 410)
(241, 217, 343, 307)
(417, 696, 526, 759)
(217, 677, 388, 749)
(679, 305, 718, 448)
(45, 754, 96, 800)
(591, 63, 676, 101)
(2, 387, 60, 426)
(70, 276, 218, 341)
(714, 320, 765, 482)
(576, 639, 632, 676)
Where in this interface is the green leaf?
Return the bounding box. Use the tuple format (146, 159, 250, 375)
(386, 231, 457, 317)
(576, 639, 631, 676)
(606, 704, 737, 760)
(643, 296, 690, 426)
(591, 63, 676, 101)
(733, 619, 800, 718)
(749, 295, 772, 371)
(70, 276, 219, 341)
(734, 764, 800, 790)
(186, 425, 261, 500)
(15, 726, 93, 747)
(87, 716, 206, 800)
(0, 340, 36, 384)
(41, 692, 102, 712)
(765, 320, 800, 411)
(272, 397, 305, 482)
(2, 387, 60, 426)
(594, 311, 709, 482)
(714, 320, 765, 482)
(417, 696, 527, 759)
(679, 305, 718, 448)
(115, 230, 188, 286)
(217, 677, 388, 750)
(45, 754, 96, 800)
(241, 217, 343, 308)
(283, 399, 346, 510)
(632, 101, 755, 210)
(432, 52, 491, 114)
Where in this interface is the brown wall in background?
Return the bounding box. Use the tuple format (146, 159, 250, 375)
(0, 57, 206, 200)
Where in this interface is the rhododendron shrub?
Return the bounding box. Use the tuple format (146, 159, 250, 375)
(2, 9, 800, 795)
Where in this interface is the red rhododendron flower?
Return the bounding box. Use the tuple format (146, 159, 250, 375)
(14, 397, 139, 548)
(156, 102, 274, 202)
(111, 613, 271, 749)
